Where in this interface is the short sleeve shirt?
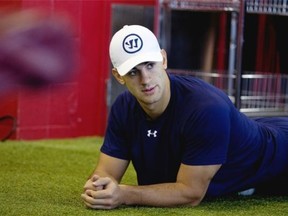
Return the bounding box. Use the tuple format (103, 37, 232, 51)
(101, 74, 288, 196)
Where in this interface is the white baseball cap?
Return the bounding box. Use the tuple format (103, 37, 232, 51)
(109, 25, 163, 76)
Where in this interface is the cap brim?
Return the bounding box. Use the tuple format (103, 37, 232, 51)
(116, 51, 163, 76)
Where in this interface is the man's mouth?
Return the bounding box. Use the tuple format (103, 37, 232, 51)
(142, 86, 156, 94)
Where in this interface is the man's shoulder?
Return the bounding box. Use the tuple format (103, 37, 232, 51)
(169, 74, 234, 115)
(110, 91, 139, 122)
(170, 74, 215, 92)
(113, 90, 136, 107)
(170, 74, 225, 100)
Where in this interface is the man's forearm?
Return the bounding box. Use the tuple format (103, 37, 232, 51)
(83, 175, 207, 209)
(119, 182, 204, 207)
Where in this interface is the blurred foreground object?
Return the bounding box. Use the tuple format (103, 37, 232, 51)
(0, 9, 77, 94)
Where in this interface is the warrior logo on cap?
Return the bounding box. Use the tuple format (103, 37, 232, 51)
(122, 34, 143, 54)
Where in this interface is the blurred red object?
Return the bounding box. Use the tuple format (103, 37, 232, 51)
(0, 9, 77, 94)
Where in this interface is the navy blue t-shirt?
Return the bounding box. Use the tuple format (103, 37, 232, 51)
(101, 74, 288, 197)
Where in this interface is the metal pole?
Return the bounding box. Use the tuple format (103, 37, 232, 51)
(235, 0, 246, 109)
(227, 11, 237, 96)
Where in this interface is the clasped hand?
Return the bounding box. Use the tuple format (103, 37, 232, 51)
(81, 175, 123, 210)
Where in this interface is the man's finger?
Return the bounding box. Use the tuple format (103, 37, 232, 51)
(81, 192, 113, 208)
(86, 188, 111, 199)
(91, 175, 100, 182)
(92, 177, 111, 188)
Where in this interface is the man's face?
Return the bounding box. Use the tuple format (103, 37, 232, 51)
(113, 49, 168, 110)
(123, 61, 167, 105)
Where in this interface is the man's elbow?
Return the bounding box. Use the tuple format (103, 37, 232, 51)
(189, 198, 202, 207)
(184, 189, 206, 207)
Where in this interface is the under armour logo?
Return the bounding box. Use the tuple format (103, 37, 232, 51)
(147, 130, 157, 137)
(123, 34, 143, 54)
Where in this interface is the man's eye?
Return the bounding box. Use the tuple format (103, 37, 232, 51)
(128, 70, 137, 76)
(147, 63, 154, 69)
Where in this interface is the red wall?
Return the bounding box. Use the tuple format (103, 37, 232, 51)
(0, 0, 155, 140)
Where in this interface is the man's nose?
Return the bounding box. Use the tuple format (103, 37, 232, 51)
(140, 69, 151, 84)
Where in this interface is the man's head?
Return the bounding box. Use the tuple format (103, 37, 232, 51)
(109, 25, 163, 76)
(109, 25, 170, 118)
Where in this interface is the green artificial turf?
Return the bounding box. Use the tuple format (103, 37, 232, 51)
(1, 137, 288, 216)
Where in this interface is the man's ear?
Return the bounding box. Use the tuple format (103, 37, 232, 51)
(161, 49, 168, 70)
(112, 68, 125, 85)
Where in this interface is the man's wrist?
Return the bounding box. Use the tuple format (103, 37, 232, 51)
(119, 184, 138, 206)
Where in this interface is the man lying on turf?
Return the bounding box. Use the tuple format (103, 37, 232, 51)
(81, 25, 288, 209)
